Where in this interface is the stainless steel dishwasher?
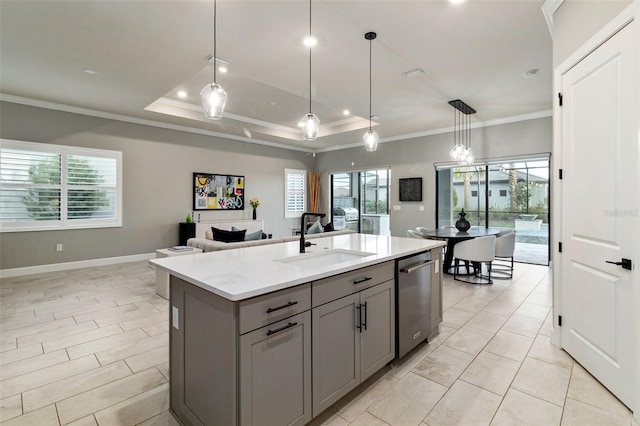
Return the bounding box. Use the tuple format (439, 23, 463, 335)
(396, 251, 433, 358)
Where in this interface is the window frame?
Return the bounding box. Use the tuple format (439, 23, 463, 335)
(284, 168, 306, 219)
(0, 139, 123, 232)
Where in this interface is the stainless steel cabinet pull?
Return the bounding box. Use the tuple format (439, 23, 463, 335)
(266, 322, 298, 336)
(266, 301, 298, 313)
(353, 277, 373, 285)
(400, 260, 434, 274)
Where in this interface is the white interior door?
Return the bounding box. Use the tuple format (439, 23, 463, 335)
(560, 21, 638, 409)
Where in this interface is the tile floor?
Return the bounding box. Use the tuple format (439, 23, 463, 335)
(0, 261, 637, 425)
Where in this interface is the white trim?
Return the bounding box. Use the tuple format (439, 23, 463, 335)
(314, 110, 553, 153)
(541, 0, 565, 36)
(0, 252, 155, 278)
(1, 93, 552, 155)
(0, 93, 312, 154)
(556, 1, 638, 76)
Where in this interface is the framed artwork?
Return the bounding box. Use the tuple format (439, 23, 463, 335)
(399, 177, 422, 202)
(193, 172, 245, 210)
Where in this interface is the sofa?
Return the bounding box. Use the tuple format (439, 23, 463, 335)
(187, 225, 355, 252)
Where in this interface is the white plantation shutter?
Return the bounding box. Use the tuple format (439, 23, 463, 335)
(0, 139, 122, 232)
(285, 169, 306, 218)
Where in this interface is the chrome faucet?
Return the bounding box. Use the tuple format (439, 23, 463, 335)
(300, 212, 326, 253)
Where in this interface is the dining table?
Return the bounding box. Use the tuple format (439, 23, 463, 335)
(420, 226, 502, 274)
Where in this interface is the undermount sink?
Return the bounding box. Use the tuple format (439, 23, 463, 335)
(275, 249, 375, 268)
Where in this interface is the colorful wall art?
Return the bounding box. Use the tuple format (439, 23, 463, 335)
(193, 172, 245, 210)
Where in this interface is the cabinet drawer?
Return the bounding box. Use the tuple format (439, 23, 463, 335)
(312, 261, 394, 308)
(239, 283, 311, 335)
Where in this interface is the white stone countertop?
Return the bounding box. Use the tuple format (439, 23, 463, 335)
(150, 233, 445, 302)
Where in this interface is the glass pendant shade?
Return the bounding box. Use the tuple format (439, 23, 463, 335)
(363, 128, 379, 152)
(301, 112, 320, 140)
(450, 144, 465, 161)
(200, 83, 228, 120)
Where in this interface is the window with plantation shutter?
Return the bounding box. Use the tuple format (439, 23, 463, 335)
(284, 168, 306, 218)
(0, 139, 122, 232)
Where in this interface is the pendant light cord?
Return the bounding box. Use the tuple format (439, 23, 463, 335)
(308, 0, 312, 113)
(369, 37, 372, 130)
(213, 0, 217, 84)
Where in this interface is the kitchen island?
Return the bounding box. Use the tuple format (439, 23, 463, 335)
(151, 233, 445, 426)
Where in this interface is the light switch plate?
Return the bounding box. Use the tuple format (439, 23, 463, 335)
(393, 205, 401, 211)
(172, 306, 179, 330)
(419, 205, 425, 211)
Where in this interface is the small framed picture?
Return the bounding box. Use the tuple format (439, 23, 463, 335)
(399, 177, 422, 202)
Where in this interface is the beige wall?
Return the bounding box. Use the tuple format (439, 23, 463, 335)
(552, 0, 632, 67)
(0, 101, 314, 270)
(315, 117, 552, 238)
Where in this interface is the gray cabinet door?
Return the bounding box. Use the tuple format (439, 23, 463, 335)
(170, 276, 237, 426)
(360, 279, 395, 381)
(240, 311, 312, 426)
(312, 294, 360, 416)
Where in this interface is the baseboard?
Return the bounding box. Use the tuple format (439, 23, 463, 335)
(0, 253, 155, 278)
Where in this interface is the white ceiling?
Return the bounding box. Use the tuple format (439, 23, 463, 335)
(0, 0, 552, 152)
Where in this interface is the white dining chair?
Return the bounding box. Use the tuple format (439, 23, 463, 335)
(453, 235, 496, 284)
(407, 229, 424, 239)
(416, 227, 431, 236)
(493, 231, 516, 279)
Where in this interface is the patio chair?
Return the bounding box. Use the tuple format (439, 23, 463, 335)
(453, 235, 496, 284)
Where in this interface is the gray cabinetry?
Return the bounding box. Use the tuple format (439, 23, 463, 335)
(240, 311, 311, 426)
(170, 277, 312, 426)
(311, 261, 395, 416)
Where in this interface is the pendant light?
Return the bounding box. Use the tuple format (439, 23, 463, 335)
(363, 32, 379, 152)
(448, 99, 476, 164)
(301, 0, 320, 140)
(200, 0, 227, 120)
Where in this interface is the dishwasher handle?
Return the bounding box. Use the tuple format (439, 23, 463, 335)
(400, 259, 434, 274)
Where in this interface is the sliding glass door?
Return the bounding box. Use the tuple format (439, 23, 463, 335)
(331, 169, 390, 235)
(437, 157, 550, 265)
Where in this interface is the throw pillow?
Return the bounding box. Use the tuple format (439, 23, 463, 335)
(231, 226, 263, 241)
(323, 222, 334, 232)
(307, 220, 324, 234)
(212, 226, 246, 243)
(244, 229, 263, 241)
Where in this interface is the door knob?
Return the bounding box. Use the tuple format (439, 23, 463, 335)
(605, 258, 632, 270)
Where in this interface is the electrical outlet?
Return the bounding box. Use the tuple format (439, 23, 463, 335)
(56, 244, 63, 252)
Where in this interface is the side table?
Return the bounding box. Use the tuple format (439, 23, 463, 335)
(154, 247, 203, 299)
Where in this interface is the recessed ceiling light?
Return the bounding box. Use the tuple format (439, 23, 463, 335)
(343, 109, 350, 116)
(303, 36, 317, 47)
(449, 0, 466, 4)
(523, 68, 539, 78)
(83, 69, 96, 75)
(218, 66, 228, 73)
(177, 90, 187, 98)
(270, 101, 277, 106)
(402, 68, 426, 78)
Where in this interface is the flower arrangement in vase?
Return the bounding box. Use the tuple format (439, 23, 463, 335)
(249, 197, 260, 220)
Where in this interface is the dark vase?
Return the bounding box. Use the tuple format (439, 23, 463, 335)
(252, 208, 257, 220)
(455, 209, 471, 232)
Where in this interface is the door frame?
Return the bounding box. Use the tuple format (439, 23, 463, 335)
(551, 1, 640, 417)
